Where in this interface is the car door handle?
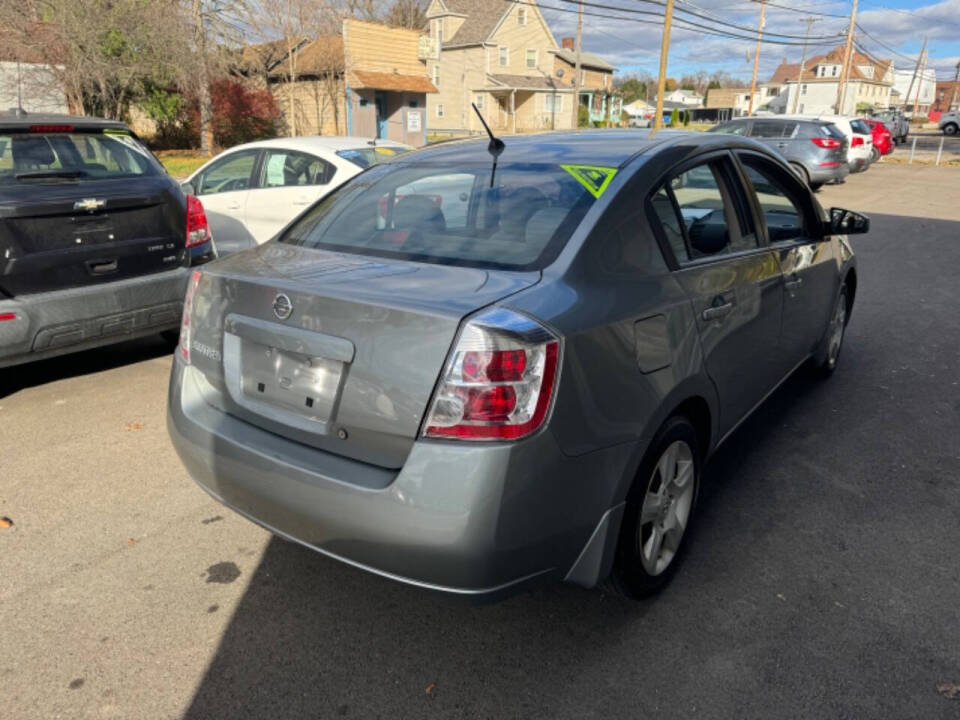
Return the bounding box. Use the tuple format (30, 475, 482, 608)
(225, 201, 241, 211)
(293, 196, 311, 206)
(701, 302, 734, 321)
(785, 276, 804, 291)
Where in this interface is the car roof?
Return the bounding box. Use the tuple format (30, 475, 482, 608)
(223, 136, 412, 153)
(0, 111, 128, 130)
(393, 129, 731, 169)
(727, 116, 826, 125)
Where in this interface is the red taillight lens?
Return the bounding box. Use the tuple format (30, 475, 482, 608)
(0, 312, 16, 322)
(178, 270, 202, 363)
(851, 136, 864, 147)
(185, 195, 211, 248)
(423, 309, 560, 441)
(811, 137, 842, 149)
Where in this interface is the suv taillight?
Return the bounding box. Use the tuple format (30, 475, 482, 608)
(178, 270, 202, 363)
(811, 137, 843, 149)
(423, 308, 560, 441)
(185, 195, 211, 248)
(851, 136, 864, 147)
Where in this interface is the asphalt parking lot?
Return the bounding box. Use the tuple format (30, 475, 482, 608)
(2, 163, 959, 719)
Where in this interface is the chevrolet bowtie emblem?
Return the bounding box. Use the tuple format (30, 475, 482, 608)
(73, 198, 106, 212)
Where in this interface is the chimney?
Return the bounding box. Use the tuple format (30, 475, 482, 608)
(562, 37, 575, 51)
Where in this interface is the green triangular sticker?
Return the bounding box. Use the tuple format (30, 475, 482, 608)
(560, 164, 618, 199)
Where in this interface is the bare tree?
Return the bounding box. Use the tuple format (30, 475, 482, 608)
(385, 0, 427, 29)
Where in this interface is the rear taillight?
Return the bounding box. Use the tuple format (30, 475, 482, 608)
(185, 195, 211, 248)
(178, 270, 202, 363)
(423, 308, 560, 441)
(0, 312, 16, 322)
(851, 136, 864, 147)
(811, 137, 843, 149)
(29, 124, 73, 133)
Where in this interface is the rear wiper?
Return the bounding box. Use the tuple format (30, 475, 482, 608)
(15, 170, 88, 180)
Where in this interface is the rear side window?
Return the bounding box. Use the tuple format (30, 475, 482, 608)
(650, 161, 757, 263)
(751, 120, 791, 139)
(0, 129, 158, 185)
(260, 149, 335, 187)
(279, 162, 596, 271)
(710, 122, 748, 136)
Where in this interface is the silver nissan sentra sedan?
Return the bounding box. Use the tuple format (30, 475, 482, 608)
(168, 129, 868, 600)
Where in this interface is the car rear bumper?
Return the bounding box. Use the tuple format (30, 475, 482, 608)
(0, 267, 191, 368)
(167, 360, 635, 599)
(809, 162, 850, 184)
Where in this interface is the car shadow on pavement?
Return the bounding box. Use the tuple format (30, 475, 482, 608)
(180, 367, 831, 720)
(0, 335, 174, 399)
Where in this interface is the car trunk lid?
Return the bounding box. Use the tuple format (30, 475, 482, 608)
(188, 243, 539, 468)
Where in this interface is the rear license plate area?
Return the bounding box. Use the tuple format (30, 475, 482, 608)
(239, 338, 342, 423)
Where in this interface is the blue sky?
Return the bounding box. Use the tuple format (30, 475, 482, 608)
(539, 0, 960, 82)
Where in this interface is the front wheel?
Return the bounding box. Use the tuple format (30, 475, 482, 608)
(810, 285, 848, 378)
(607, 417, 700, 599)
(944, 123, 959, 136)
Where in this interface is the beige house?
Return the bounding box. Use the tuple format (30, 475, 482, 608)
(424, 0, 575, 134)
(249, 20, 436, 145)
(551, 38, 621, 124)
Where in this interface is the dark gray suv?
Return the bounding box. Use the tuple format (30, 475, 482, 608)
(709, 117, 849, 191)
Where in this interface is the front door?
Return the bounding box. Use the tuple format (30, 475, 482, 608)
(192, 148, 260, 250)
(651, 155, 784, 437)
(374, 92, 387, 139)
(735, 151, 840, 370)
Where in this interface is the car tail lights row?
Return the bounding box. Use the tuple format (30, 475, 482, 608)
(178, 270, 202, 363)
(811, 137, 843, 150)
(186, 195, 212, 248)
(423, 308, 560, 441)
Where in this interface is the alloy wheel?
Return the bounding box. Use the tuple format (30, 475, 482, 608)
(637, 440, 695, 576)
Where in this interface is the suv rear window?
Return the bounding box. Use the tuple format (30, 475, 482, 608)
(278, 162, 597, 270)
(0, 128, 158, 185)
(819, 123, 846, 140)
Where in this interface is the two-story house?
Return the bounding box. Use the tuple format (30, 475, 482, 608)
(551, 38, 621, 125)
(425, 0, 589, 134)
(767, 47, 893, 115)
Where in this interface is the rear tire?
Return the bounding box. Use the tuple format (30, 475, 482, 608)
(790, 162, 810, 188)
(160, 330, 180, 349)
(809, 182, 823, 192)
(944, 123, 959, 136)
(870, 146, 880, 163)
(607, 416, 701, 599)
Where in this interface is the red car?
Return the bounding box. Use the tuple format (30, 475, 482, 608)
(865, 119, 893, 160)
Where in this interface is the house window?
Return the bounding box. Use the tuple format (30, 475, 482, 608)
(475, 94, 484, 110)
(544, 94, 563, 113)
(433, 65, 440, 87)
(580, 70, 586, 84)
(832, 65, 838, 76)
(526, 49, 537, 69)
(435, 19, 443, 44)
(801, 84, 807, 95)
(436, 104, 444, 117)
(799, 103, 804, 113)
(499, 47, 508, 66)
(518, 7, 526, 24)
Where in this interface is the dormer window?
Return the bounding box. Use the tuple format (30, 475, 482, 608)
(518, 7, 527, 25)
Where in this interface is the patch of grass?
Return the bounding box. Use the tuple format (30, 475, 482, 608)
(154, 150, 213, 180)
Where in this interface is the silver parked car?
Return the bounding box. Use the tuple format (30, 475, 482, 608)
(168, 130, 868, 600)
(709, 117, 850, 190)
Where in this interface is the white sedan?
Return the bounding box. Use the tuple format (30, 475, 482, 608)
(182, 136, 413, 254)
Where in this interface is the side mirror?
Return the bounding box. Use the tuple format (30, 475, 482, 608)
(180, 180, 195, 196)
(827, 207, 870, 236)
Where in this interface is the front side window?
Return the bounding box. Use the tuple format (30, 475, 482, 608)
(651, 161, 756, 263)
(260, 150, 335, 187)
(278, 162, 597, 271)
(739, 156, 809, 243)
(0, 129, 158, 185)
(196, 150, 258, 195)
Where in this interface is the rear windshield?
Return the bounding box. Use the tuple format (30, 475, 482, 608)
(0, 128, 158, 185)
(849, 119, 871, 134)
(820, 123, 846, 140)
(335, 145, 413, 169)
(278, 161, 598, 270)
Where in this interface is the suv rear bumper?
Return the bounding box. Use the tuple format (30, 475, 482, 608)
(809, 162, 850, 185)
(0, 267, 191, 368)
(168, 360, 636, 599)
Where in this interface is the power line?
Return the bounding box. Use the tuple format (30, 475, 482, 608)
(747, 0, 848, 19)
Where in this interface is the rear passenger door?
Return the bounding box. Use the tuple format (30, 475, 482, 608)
(245, 149, 337, 243)
(735, 151, 839, 370)
(650, 154, 784, 437)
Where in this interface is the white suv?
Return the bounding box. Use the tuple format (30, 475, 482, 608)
(939, 112, 959, 136)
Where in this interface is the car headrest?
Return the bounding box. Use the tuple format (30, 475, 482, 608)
(12, 136, 56, 168)
(523, 207, 568, 246)
(393, 195, 445, 232)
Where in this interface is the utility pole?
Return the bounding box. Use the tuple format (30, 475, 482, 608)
(911, 48, 927, 116)
(571, 0, 584, 130)
(903, 36, 926, 115)
(792, 16, 820, 114)
(747, 0, 766, 116)
(652, 0, 676, 133)
(834, 0, 859, 114)
(950, 60, 960, 112)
